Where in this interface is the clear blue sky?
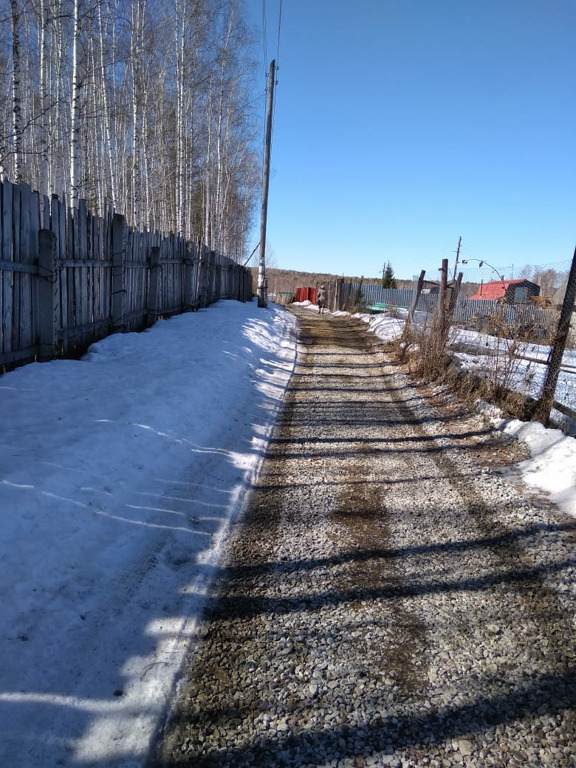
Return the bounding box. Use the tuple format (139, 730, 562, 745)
(246, 0, 576, 281)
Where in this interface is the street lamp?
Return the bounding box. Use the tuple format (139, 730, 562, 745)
(461, 258, 505, 282)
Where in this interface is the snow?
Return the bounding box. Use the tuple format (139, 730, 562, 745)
(0, 299, 297, 768)
(355, 308, 576, 518)
(1, 298, 575, 767)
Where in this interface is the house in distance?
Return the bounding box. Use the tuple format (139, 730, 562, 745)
(469, 279, 540, 304)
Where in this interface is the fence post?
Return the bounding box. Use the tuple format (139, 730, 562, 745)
(533, 245, 576, 426)
(198, 246, 207, 308)
(437, 259, 449, 339)
(237, 265, 243, 302)
(333, 278, 343, 311)
(111, 213, 126, 331)
(147, 245, 161, 325)
(184, 242, 195, 310)
(214, 254, 222, 301)
(37, 228, 59, 361)
(408, 271, 426, 323)
(447, 272, 463, 323)
(208, 250, 216, 304)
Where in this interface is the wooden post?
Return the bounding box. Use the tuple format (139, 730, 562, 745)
(438, 259, 448, 338)
(408, 270, 426, 323)
(193, 243, 202, 308)
(37, 228, 60, 360)
(147, 245, 161, 325)
(214, 255, 222, 301)
(245, 268, 253, 302)
(452, 236, 462, 282)
(184, 241, 197, 310)
(448, 272, 463, 318)
(198, 246, 209, 308)
(533, 245, 576, 425)
(207, 250, 216, 305)
(111, 213, 126, 330)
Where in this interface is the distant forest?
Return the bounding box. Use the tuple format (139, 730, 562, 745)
(251, 268, 415, 296)
(252, 264, 570, 303)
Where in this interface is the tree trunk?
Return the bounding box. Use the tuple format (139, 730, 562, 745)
(69, 0, 81, 208)
(11, 0, 23, 182)
(98, 0, 118, 211)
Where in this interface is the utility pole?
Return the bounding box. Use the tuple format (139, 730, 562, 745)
(452, 236, 462, 282)
(258, 60, 276, 308)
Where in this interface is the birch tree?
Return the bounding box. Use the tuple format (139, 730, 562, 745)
(97, 0, 117, 210)
(128, 0, 145, 227)
(38, 0, 51, 196)
(69, 0, 81, 208)
(0, 0, 260, 260)
(0, 10, 13, 178)
(10, 0, 23, 182)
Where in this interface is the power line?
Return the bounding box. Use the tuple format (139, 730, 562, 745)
(262, 0, 268, 75)
(276, 0, 283, 67)
(523, 259, 574, 272)
(458, 245, 573, 275)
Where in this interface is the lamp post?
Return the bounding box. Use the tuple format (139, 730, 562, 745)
(461, 258, 505, 283)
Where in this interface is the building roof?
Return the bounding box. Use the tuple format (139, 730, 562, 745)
(469, 279, 535, 302)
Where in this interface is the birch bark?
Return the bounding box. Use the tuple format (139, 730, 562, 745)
(98, 0, 118, 211)
(130, 0, 146, 228)
(38, 0, 50, 196)
(10, 0, 23, 182)
(69, 0, 81, 208)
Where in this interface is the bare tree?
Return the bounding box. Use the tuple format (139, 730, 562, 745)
(0, 0, 260, 261)
(10, 0, 23, 182)
(69, 0, 82, 208)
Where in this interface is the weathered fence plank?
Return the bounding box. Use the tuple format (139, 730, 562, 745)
(38, 229, 59, 360)
(111, 213, 126, 332)
(1, 181, 14, 355)
(0, 179, 253, 371)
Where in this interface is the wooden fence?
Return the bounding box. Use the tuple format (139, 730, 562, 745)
(0, 179, 252, 371)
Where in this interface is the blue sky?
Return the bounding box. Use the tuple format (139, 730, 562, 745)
(245, 0, 576, 281)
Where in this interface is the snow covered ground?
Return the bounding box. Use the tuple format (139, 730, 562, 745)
(360, 307, 576, 518)
(1, 297, 575, 767)
(0, 300, 297, 767)
(299, 299, 576, 520)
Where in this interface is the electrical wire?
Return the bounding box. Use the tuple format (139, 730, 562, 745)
(270, 0, 283, 142)
(262, 0, 268, 78)
(276, 0, 283, 68)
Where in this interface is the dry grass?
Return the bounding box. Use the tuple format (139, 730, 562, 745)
(393, 308, 542, 420)
(397, 313, 451, 383)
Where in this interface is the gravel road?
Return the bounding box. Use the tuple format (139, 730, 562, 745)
(153, 308, 576, 768)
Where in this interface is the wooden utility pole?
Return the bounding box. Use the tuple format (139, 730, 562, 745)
(452, 236, 462, 282)
(448, 271, 463, 320)
(533, 245, 576, 426)
(257, 60, 276, 308)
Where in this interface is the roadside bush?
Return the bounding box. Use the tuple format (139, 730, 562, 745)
(398, 312, 451, 382)
(395, 306, 543, 420)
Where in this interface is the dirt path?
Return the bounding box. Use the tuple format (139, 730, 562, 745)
(153, 309, 576, 768)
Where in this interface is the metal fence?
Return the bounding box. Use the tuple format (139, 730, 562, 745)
(340, 280, 576, 429)
(341, 282, 553, 329)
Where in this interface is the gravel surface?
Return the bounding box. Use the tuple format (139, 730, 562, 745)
(153, 308, 576, 768)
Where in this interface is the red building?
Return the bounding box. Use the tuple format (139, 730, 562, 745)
(469, 279, 540, 304)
